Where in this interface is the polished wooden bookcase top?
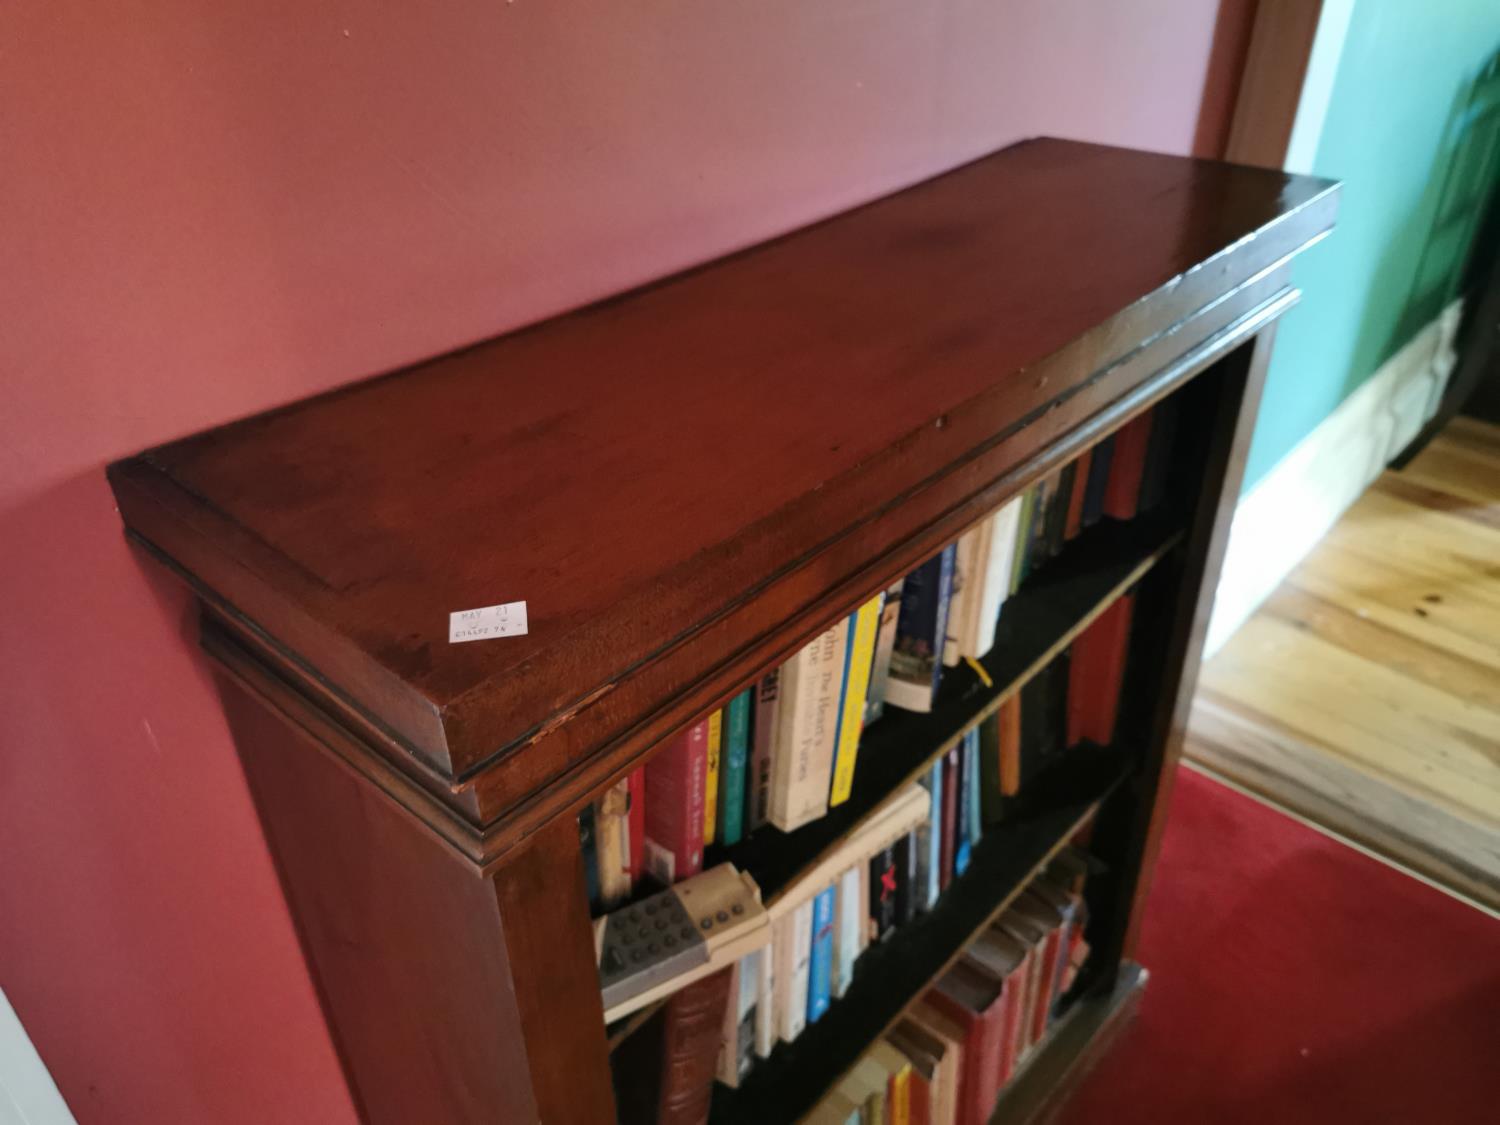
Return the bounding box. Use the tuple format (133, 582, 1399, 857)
(108, 138, 1337, 842)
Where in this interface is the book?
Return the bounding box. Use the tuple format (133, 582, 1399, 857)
(894, 831, 917, 928)
(1063, 447, 1091, 541)
(963, 728, 982, 852)
(869, 1041, 915, 1125)
(656, 968, 734, 1125)
(595, 778, 632, 908)
(926, 963, 1006, 1125)
(1067, 593, 1134, 748)
(579, 803, 600, 913)
(754, 935, 777, 1058)
(864, 580, 905, 725)
(770, 618, 851, 831)
(1045, 462, 1074, 558)
(847, 1057, 892, 1125)
(1008, 485, 1038, 595)
(915, 762, 942, 912)
(1028, 877, 1085, 1008)
(953, 740, 973, 879)
(719, 689, 753, 845)
(833, 864, 863, 998)
(868, 843, 900, 943)
(626, 766, 646, 885)
(806, 885, 837, 1025)
(975, 495, 1025, 658)
(704, 708, 723, 845)
(716, 951, 761, 1087)
(887, 545, 956, 713)
(644, 721, 708, 884)
(942, 527, 983, 667)
(1139, 394, 1180, 511)
(776, 899, 815, 1042)
(939, 747, 959, 891)
(1103, 411, 1154, 519)
(830, 593, 885, 806)
(1028, 472, 1060, 569)
(1082, 434, 1115, 527)
(1019, 655, 1067, 780)
(889, 1020, 951, 1125)
(909, 1001, 967, 1125)
(1011, 891, 1066, 1043)
(749, 669, 781, 831)
(964, 928, 1029, 1085)
(997, 696, 1022, 799)
(992, 908, 1047, 1057)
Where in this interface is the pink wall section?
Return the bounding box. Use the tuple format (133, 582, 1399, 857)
(0, 2, 1251, 1120)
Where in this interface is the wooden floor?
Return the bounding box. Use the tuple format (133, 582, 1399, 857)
(1187, 415, 1500, 911)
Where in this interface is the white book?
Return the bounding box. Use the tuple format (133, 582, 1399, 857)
(754, 937, 777, 1059)
(769, 618, 850, 831)
(832, 864, 863, 998)
(715, 952, 762, 1086)
(777, 900, 815, 1042)
(975, 495, 1025, 658)
(942, 528, 982, 667)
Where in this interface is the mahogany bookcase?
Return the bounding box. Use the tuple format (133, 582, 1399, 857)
(108, 139, 1337, 1124)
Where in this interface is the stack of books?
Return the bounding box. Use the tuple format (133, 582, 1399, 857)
(581, 395, 1171, 914)
(801, 846, 1094, 1125)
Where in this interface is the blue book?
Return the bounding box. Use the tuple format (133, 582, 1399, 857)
(806, 885, 837, 1023)
(885, 544, 957, 713)
(718, 688, 753, 845)
(916, 762, 942, 911)
(954, 741, 973, 877)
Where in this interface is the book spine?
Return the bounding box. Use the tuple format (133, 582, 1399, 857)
(770, 618, 850, 830)
(749, 669, 781, 830)
(964, 730, 983, 849)
(703, 709, 722, 845)
(595, 778, 631, 908)
(939, 748, 959, 890)
(864, 580, 904, 725)
(626, 766, 646, 886)
(1103, 412, 1154, 519)
(999, 694, 1023, 799)
(780, 900, 814, 1042)
(1067, 594, 1134, 747)
(1064, 447, 1092, 541)
(807, 885, 837, 1024)
(1008, 486, 1037, 595)
(868, 844, 899, 942)
(719, 689, 753, 845)
(914, 764, 938, 913)
(942, 529, 979, 668)
(830, 593, 884, 806)
(833, 863, 862, 998)
(1082, 435, 1115, 527)
(953, 744, 972, 879)
(1046, 462, 1074, 558)
(754, 933, 777, 1059)
(885, 545, 955, 714)
(975, 496, 1024, 658)
(643, 722, 707, 884)
(895, 832, 916, 928)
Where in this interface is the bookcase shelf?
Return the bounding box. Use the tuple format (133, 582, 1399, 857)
(710, 743, 1132, 1124)
(711, 512, 1181, 905)
(105, 139, 1337, 1124)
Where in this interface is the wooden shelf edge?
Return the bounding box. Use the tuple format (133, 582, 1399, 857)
(709, 750, 1130, 1124)
(988, 961, 1148, 1125)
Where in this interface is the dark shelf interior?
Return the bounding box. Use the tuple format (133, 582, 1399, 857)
(708, 742, 1133, 1125)
(709, 511, 1180, 904)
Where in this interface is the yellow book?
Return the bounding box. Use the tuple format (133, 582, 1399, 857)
(829, 594, 885, 806)
(703, 708, 723, 844)
(870, 1041, 913, 1125)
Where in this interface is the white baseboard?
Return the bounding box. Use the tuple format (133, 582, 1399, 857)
(1203, 299, 1463, 658)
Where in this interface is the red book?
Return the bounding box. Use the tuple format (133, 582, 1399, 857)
(939, 747, 960, 891)
(1063, 447, 1091, 540)
(1102, 411, 1154, 519)
(926, 964, 1007, 1125)
(643, 720, 708, 884)
(625, 765, 646, 884)
(994, 908, 1047, 1056)
(1066, 594, 1135, 747)
(964, 928, 1029, 1087)
(1012, 892, 1066, 1044)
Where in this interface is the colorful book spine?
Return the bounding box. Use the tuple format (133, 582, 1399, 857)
(703, 708, 723, 845)
(719, 689, 753, 845)
(643, 721, 708, 884)
(869, 844, 900, 942)
(830, 593, 884, 806)
(964, 729, 983, 851)
(1066, 594, 1135, 747)
(886, 545, 956, 714)
(1103, 411, 1154, 519)
(864, 580, 904, 726)
(807, 885, 837, 1024)
(749, 669, 781, 831)
(939, 747, 959, 891)
(770, 618, 850, 831)
(953, 743, 972, 879)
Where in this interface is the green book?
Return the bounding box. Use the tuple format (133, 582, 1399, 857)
(719, 688, 754, 845)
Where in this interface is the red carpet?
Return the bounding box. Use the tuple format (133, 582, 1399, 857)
(1057, 767, 1500, 1125)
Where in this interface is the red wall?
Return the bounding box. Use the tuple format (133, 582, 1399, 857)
(0, 2, 1251, 1120)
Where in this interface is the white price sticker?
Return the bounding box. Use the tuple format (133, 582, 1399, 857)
(449, 600, 529, 644)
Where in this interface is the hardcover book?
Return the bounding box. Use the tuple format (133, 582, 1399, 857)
(1103, 410, 1154, 519)
(1067, 593, 1134, 748)
(1082, 434, 1116, 527)
(644, 721, 708, 884)
(1007, 485, 1038, 596)
(770, 618, 850, 831)
(886, 545, 956, 714)
(926, 963, 1006, 1125)
(719, 689, 753, 845)
(1063, 447, 1092, 541)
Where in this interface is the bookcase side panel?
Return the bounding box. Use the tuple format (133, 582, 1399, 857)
(215, 671, 547, 1125)
(1092, 325, 1279, 972)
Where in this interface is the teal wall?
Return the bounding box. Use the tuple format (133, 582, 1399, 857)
(1244, 0, 1500, 489)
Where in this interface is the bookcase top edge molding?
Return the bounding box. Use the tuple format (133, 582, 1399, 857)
(107, 138, 1338, 838)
